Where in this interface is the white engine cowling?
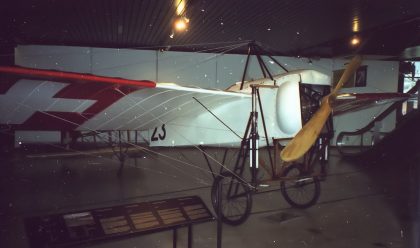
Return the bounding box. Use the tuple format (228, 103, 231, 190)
(274, 70, 330, 137)
(276, 80, 302, 135)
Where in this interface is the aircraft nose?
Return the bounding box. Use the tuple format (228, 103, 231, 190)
(276, 80, 302, 135)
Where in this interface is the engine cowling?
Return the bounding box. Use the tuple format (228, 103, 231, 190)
(273, 70, 330, 137)
(276, 80, 302, 135)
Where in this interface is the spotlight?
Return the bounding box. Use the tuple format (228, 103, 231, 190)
(174, 17, 189, 32)
(350, 37, 360, 46)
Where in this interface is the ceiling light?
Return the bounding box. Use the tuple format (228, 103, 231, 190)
(350, 37, 360, 46)
(174, 17, 189, 32)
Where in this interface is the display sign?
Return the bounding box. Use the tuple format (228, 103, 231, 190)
(25, 196, 213, 247)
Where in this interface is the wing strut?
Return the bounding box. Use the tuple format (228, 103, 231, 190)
(239, 42, 288, 90)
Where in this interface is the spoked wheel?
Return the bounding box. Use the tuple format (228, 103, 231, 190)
(211, 171, 252, 225)
(280, 163, 320, 208)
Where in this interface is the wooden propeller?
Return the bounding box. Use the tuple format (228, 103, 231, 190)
(280, 55, 362, 162)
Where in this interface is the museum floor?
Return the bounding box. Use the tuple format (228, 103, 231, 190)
(1, 146, 419, 248)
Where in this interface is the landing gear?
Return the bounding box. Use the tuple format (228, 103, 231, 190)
(280, 163, 320, 209)
(211, 171, 253, 226)
(209, 136, 329, 225)
(210, 161, 322, 226)
(209, 84, 328, 225)
(205, 46, 332, 224)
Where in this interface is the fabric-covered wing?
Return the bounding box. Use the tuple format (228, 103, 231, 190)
(0, 66, 154, 130)
(0, 66, 248, 135)
(330, 93, 412, 116)
(78, 84, 249, 132)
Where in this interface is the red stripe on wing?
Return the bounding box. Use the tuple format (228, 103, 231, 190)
(0, 66, 156, 88)
(0, 66, 155, 131)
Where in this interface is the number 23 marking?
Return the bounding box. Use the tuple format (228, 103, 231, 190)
(151, 124, 166, 141)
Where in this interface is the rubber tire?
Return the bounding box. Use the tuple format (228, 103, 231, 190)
(280, 163, 320, 209)
(211, 171, 252, 225)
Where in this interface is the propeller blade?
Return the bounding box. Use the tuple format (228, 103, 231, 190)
(280, 55, 362, 162)
(280, 99, 331, 162)
(332, 55, 362, 94)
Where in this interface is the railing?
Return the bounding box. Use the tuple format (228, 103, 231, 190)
(336, 81, 419, 156)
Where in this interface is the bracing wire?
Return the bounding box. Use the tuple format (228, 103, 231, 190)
(3, 40, 261, 187)
(111, 87, 253, 188)
(12, 95, 252, 188)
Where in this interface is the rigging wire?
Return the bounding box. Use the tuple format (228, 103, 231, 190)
(10, 95, 252, 188)
(112, 87, 253, 188)
(2, 40, 266, 188)
(9, 102, 218, 181)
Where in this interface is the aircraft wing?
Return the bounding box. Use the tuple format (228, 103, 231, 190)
(330, 92, 413, 115)
(0, 66, 249, 135)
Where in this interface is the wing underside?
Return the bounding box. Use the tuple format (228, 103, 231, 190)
(0, 66, 249, 133)
(79, 84, 249, 132)
(331, 93, 413, 115)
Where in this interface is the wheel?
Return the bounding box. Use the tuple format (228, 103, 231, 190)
(211, 171, 252, 225)
(280, 163, 320, 208)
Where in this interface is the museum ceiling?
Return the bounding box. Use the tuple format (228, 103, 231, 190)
(1, 0, 420, 59)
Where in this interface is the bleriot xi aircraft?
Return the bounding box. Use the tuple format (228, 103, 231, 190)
(0, 56, 408, 154)
(0, 56, 412, 225)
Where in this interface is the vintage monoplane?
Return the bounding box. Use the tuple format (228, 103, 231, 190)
(0, 54, 411, 225)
